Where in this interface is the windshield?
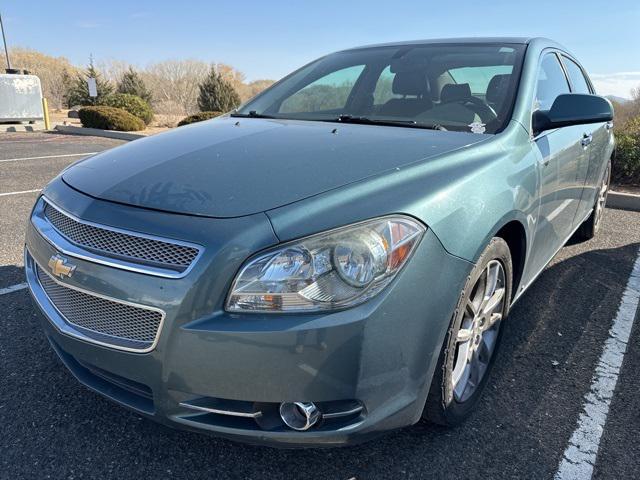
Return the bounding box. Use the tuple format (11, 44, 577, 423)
(237, 43, 525, 134)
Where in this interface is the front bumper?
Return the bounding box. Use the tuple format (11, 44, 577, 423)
(25, 181, 472, 447)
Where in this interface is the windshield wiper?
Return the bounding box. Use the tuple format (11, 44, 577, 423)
(230, 110, 278, 119)
(330, 115, 447, 131)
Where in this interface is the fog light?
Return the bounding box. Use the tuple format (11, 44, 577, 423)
(279, 402, 321, 431)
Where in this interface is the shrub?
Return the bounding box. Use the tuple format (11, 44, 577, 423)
(101, 93, 153, 124)
(197, 67, 241, 112)
(177, 111, 222, 126)
(117, 67, 152, 103)
(78, 106, 145, 131)
(613, 117, 640, 185)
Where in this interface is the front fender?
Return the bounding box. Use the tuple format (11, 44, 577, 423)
(267, 121, 538, 266)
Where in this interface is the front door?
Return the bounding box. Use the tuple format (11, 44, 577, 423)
(528, 52, 584, 277)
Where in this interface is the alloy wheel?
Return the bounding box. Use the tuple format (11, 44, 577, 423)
(452, 260, 506, 402)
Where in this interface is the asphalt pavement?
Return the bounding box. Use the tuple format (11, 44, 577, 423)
(0, 132, 638, 480)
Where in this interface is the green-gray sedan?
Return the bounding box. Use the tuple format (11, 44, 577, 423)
(25, 37, 614, 447)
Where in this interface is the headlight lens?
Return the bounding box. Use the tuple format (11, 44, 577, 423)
(226, 216, 425, 312)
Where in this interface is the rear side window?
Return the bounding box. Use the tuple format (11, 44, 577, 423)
(562, 57, 592, 94)
(534, 54, 570, 111)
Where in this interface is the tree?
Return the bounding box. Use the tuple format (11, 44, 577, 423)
(117, 66, 152, 103)
(143, 59, 209, 115)
(239, 79, 275, 102)
(197, 66, 241, 113)
(65, 57, 114, 107)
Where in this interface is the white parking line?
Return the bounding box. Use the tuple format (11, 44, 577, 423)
(555, 248, 640, 480)
(0, 152, 98, 164)
(0, 282, 28, 296)
(0, 189, 41, 197)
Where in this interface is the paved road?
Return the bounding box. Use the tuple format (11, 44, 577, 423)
(1, 132, 638, 479)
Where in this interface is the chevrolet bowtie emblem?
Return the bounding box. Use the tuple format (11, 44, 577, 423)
(48, 254, 76, 279)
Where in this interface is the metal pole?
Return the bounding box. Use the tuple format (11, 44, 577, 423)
(0, 11, 12, 70)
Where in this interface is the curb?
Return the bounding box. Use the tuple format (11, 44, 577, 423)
(54, 125, 146, 141)
(1, 122, 46, 133)
(608, 191, 640, 212)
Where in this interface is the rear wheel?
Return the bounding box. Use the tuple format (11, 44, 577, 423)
(423, 237, 512, 425)
(575, 160, 611, 241)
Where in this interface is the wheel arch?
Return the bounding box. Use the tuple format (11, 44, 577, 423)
(494, 220, 527, 298)
(470, 213, 529, 299)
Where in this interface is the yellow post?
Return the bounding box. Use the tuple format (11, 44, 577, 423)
(42, 97, 51, 130)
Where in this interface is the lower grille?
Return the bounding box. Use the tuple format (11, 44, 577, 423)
(36, 263, 164, 352)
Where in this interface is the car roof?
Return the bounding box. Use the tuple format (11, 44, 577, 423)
(341, 37, 556, 51)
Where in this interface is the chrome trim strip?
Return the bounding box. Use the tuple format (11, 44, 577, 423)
(321, 405, 364, 419)
(179, 402, 263, 418)
(33, 196, 204, 279)
(25, 249, 166, 354)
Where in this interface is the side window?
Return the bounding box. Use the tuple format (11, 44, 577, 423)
(534, 54, 570, 111)
(447, 65, 513, 96)
(279, 65, 365, 113)
(562, 57, 592, 94)
(373, 66, 401, 105)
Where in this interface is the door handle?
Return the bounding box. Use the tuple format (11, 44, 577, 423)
(581, 133, 593, 147)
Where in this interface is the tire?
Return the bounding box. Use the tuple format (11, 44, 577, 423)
(423, 237, 513, 426)
(574, 159, 611, 242)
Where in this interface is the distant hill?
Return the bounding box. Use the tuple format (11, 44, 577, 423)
(606, 95, 630, 104)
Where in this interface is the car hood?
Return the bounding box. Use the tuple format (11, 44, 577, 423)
(62, 117, 487, 218)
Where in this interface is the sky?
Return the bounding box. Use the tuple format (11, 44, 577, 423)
(2, 0, 639, 98)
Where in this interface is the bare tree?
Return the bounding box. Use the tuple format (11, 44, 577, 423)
(96, 58, 131, 85)
(613, 85, 640, 127)
(239, 79, 275, 102)
(143, 59, 209, 115)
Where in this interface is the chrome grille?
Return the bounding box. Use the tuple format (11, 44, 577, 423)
(36, 263, 164, 351)
(43, 201, 200, 273)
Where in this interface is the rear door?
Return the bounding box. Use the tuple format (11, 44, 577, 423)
(560, 54, 610, 220)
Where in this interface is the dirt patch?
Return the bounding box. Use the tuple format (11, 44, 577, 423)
(612, 184, 640, 195)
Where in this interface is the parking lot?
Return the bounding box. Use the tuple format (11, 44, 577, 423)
(1, 132, 639, 479)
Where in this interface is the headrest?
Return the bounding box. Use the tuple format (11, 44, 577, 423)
(392, 70, 430, 96)
(486, 74, 511, 103)
(440, 83, 472, 103)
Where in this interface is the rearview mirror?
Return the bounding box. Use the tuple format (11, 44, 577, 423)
(532, 94, 613, 134)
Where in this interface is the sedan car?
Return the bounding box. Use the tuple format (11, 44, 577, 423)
(25, 37, 614, 447)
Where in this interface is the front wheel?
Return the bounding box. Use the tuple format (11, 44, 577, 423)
(423, 237, 512, 425)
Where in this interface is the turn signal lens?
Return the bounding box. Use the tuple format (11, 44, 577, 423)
(226, 216, 425, 312)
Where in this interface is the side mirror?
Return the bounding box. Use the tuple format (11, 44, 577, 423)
(532, 94, 613, 134)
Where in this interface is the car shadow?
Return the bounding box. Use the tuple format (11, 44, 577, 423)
(1, 241, 638, 479)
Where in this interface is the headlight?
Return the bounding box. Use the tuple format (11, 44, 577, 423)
(226, 216, 425, 312)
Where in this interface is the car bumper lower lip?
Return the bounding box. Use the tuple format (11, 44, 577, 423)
(25, 184, 473, 447)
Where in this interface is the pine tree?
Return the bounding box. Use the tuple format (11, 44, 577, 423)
(197, 67, 241, 112)
(117, 66, 152, 103)
(64, 57, 114, 107)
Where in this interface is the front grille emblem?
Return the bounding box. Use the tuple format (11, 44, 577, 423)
(48, 254, 76, 279)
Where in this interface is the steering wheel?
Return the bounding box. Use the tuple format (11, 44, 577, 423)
(442, 96, 498, 123)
